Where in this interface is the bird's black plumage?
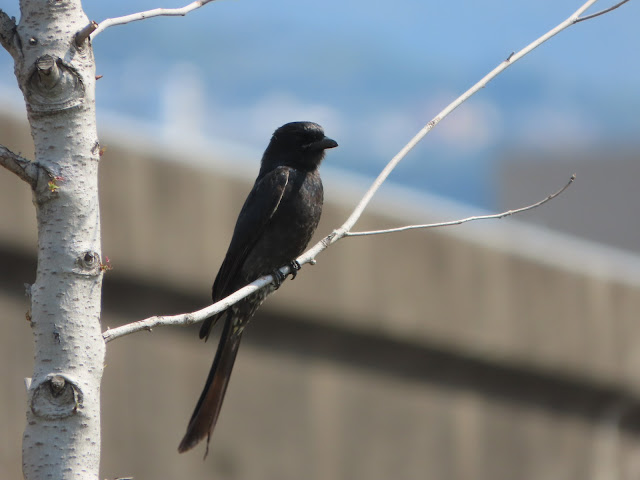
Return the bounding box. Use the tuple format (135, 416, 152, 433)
(178, 121, 337, 455)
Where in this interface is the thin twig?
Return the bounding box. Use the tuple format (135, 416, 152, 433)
(0, 145, 38, 188)
(103, 0, 627, 342)
(575, 0, 631, 23)
(345, 175, 576, 237)
(91, 0, 220, 39)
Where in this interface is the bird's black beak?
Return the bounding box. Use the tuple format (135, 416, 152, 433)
(307, 137, 338, 151)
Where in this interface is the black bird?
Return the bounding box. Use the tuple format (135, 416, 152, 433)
(178, 121, 338, 454)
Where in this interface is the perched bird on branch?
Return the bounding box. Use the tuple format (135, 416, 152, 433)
(178, 121, 338, 455)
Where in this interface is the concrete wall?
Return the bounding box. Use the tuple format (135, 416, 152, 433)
(3, 109, 640, 479)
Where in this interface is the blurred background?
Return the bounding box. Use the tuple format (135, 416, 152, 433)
(1, 0, 640, 478)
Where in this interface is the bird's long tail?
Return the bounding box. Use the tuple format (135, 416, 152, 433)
(178, 316, 242, 455)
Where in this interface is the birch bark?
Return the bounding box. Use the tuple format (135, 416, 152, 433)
(1, 1, 104, 479)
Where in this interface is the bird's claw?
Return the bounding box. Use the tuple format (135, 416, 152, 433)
(289, 260, 301, 280)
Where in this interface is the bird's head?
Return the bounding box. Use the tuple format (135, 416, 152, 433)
(260, 121, 338, 175)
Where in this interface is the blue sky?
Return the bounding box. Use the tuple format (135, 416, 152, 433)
(1, 0, 638, 207)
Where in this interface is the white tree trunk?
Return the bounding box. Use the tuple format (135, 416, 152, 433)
(1, 1, 104, 479)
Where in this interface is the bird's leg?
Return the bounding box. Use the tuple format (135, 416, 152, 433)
(289, 260, 301, 280)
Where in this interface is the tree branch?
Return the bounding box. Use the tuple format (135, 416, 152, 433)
(0, 145, 38, 188)
(102, 175, 576, 343)
(103, 271, 284, 343)
(344, 175, 575, 237)
(575, 0, 631, 23)
(330, 0, 603, 241)
(91, 0, 221, 39)
(0, 9, 18, 59)
(103, 0, 627, 342)
(75, 20, 98, 47)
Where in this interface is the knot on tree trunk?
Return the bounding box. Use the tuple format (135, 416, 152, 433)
(26, 55, 85, 113)
(30, 375, 82, 419)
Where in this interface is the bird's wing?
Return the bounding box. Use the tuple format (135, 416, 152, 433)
(200, 166, 290, 339)
(214, 166, 291, 299)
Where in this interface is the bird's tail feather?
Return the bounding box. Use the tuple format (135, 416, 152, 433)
(178, 317, 242, 455)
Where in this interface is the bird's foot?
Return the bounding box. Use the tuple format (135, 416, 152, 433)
(271, 261, 301, 289)
(289, 260, 301, 280)
(271, 268, 286, 289)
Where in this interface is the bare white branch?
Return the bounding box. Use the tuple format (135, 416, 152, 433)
(91, 0, 220, 39)
(103, 265, 291, 343)
(0, 145, 38, 188)
(103, 0, 628, 342)
(344, 175, 576, 237)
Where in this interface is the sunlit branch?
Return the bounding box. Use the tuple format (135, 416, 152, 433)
(91, 0, 221, 39)
(344, 175, 575, 237)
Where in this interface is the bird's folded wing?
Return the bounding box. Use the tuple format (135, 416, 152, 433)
(200, 166, 290, 339)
